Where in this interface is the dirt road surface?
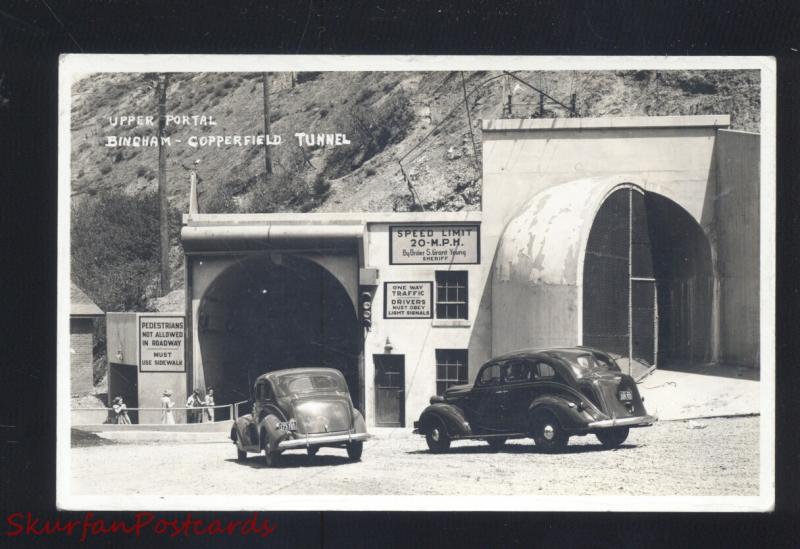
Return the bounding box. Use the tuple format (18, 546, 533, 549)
(71, 416, 758, 496)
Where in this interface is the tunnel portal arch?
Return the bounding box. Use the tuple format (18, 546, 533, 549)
(196, 253, 362, 410)
(582, 186, 713, 367)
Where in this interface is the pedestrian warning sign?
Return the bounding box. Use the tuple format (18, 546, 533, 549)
(139, 315, 185, 372)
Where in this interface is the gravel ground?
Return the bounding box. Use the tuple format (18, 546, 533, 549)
(71, 416, 758, 496)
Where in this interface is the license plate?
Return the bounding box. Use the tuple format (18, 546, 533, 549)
(277, 419, 297, 432)
(618, 390, 633, 402)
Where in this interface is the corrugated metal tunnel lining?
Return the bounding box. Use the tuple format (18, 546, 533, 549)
(197, 254, 362, 410)
(582, 187, 713, 367)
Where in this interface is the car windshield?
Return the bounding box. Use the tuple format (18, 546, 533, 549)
(558, 351, 621, 377)
(275, 372, 347, 396)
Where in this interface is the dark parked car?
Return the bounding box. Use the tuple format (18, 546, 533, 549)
(413, 347, 656, 452)
(231, 368, 370, 466)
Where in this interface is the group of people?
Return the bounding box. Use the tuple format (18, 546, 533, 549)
(108, 389, 217, 425)
(160, 388, 215, 425)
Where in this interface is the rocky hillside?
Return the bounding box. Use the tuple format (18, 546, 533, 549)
(71, 69, 760, 216)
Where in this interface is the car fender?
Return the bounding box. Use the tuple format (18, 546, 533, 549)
(418, 403, 472, 437)
(528, 395, 588, 431)
(352, 409, 368, 434)
(259, 414, 289, 451)
(232, 414, 259, 450)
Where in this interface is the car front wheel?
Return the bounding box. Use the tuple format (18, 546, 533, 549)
(596, 427, 629, 449)
(347, 441, 363, 461)
(307, 446, 319, 457)
(263, 443, 280, 467)
(425, 419, 451, 453)
(234, 432, 247, 462)
(531, 411, 568, 452)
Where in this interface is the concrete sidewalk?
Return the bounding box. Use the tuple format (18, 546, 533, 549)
(637, 368, 760, 421)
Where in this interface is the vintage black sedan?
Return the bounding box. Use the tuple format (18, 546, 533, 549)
(231, 368, 370, 466)
(413, 347, 656, 452)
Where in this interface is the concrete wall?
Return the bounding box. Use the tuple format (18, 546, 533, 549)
(481, 116, 728, 358)
(364, 222, 491, 427)
(106, 312, 139, 367)
(69, 318, 95, 395)
(106, 312, 188, 424)
(713, 130, 760, 366)
(481, 116, 728, 242)
(491, 283, 578, 354)
(183, 212, 486, 429)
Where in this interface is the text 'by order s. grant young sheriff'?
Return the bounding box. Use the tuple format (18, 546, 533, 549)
(103, 115, 350, 148)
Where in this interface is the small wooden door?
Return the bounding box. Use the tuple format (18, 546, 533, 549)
(374, 354, 405, 427)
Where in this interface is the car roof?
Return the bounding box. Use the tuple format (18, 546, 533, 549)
(486, 346, 607, 364)
(255, 367, 344, 384)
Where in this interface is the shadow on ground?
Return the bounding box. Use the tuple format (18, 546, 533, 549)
(71, 428, 116, 447)
(225, 452, 358, 469)
(405, 442, 638, 456)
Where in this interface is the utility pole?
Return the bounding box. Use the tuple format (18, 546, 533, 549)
(157, 74, 170, 295)
(262, 72, 273, 177)
(570, 93, 577, 117)
(539, 92, 544, 117)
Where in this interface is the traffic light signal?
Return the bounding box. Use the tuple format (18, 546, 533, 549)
(360, 290, 374, 329)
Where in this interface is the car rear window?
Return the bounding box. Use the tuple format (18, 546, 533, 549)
(277, 373, 347, 396)
(563, 352, 620, 376)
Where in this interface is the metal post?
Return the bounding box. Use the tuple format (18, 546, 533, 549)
(262, 72, 273, 176)
(157, 74, 170, 295)
(628, 189, 633, 376)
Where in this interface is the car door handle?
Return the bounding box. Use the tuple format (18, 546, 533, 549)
(495, 390, 508, 394)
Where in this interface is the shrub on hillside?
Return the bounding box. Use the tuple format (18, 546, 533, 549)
(246, 172, 311, 213)
(202, 180, 242, 213)
(71, 190, 181, 313)
(326, 89, 414, 178)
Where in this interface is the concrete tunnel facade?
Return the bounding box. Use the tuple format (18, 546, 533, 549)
(491, 177, 715, 367)
(167, 115, 760, 428)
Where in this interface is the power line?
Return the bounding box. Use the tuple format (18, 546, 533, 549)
(399, 72, 506, 165)
(503, 71, 579, 117)
(460, 72, 481, 176)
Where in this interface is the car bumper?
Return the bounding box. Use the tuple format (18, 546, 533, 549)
(588, 415, 657, 429)
(277, 431, 371, 449)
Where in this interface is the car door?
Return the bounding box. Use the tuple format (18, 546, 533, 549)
(502, 359, 537, 432)
(470, 362, 510, 433)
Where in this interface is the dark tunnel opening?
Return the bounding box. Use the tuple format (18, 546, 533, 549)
(197, 254, 362, 410)
(583, 187, 713, 368)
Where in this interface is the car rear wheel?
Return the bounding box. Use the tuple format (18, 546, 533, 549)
(486, 437, 506, 451)
(234, 432, 247, 462)
(307, 446, 319, 457)
(347, 441, 363, 461)
(425, 418, 451, 453)
(596, 427, 629, 449)
(531, 411, 568, 452)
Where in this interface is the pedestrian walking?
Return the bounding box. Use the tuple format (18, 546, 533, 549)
(204, 388, 215, 423)
(186, 388, 204, 423)
(161, 389, 175, 425)
(112, 396, 131, 425)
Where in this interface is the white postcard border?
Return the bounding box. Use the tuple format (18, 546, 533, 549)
(57, 54, 776, 512)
